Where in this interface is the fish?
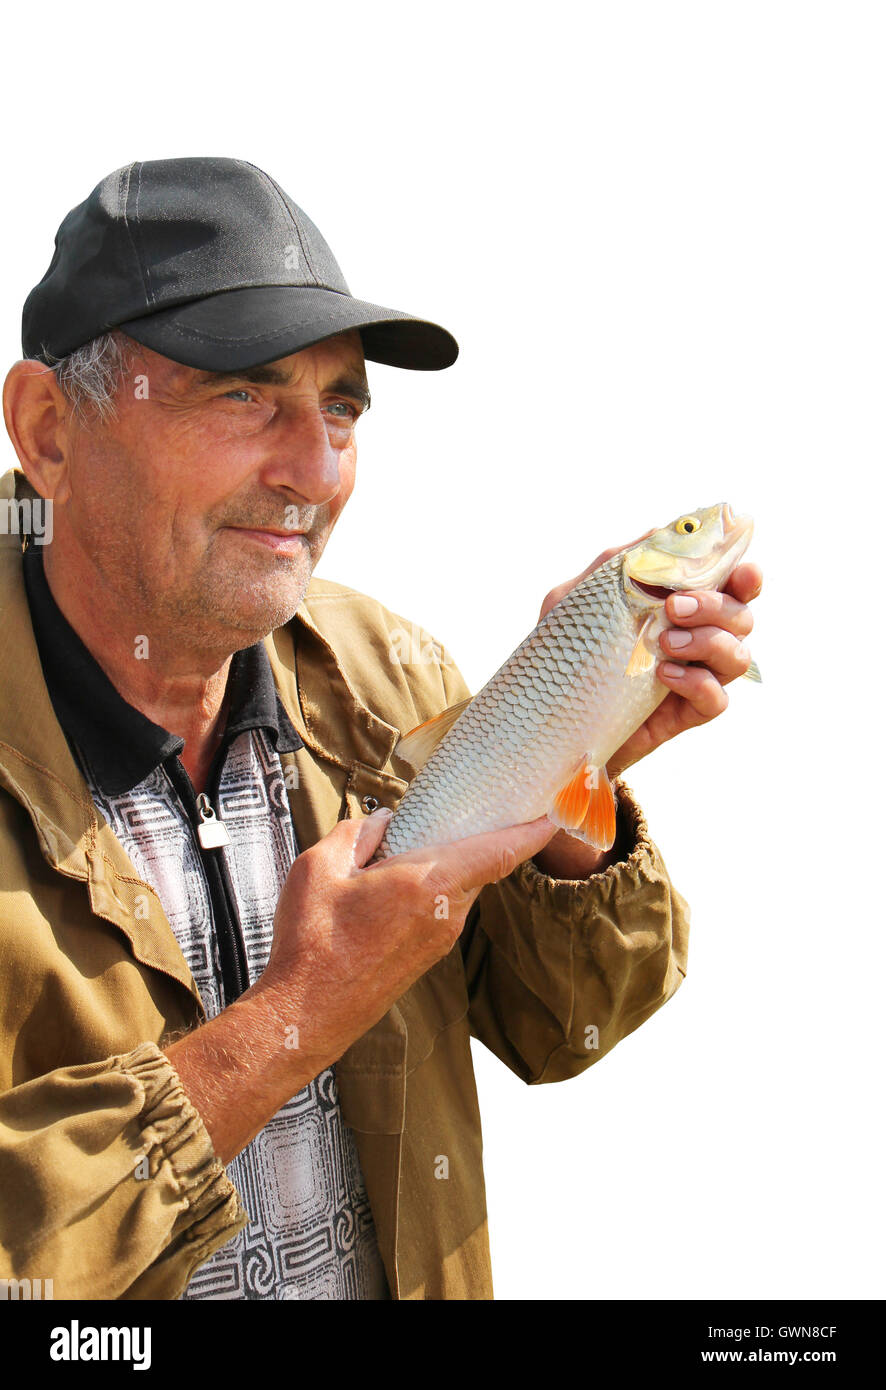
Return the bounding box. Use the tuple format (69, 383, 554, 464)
(376, 502, 757, 859)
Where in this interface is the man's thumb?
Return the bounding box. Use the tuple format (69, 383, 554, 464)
(351, 806, 394, 868)
(435, 815, 558, 893)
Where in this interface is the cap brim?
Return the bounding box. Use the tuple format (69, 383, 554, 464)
(118, 284, 458, 372)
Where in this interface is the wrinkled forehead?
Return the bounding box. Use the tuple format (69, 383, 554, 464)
(141, 328, 369, 394)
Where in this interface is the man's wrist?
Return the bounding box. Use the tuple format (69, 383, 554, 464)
(532, 830, 615, 879)
(164, 983, 325, 1166)
(531, 792, 631, 879)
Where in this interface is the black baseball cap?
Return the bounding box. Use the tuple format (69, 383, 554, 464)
(22, 157, 459, 372)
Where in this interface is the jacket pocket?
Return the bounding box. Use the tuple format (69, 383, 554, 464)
(336, 944, 469, 1136)
(398, 943, 469, 1076)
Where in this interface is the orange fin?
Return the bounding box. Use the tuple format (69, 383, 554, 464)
(625, 613, 657, 677)
(578, 770, 618, 850)
(551, 758, 596, 830)
(549, 758, 619, 852)
(394, 696, 472, 770)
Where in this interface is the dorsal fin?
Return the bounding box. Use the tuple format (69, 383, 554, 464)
(393, 697, 473, 770)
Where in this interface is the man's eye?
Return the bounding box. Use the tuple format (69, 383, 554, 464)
(222, 389, 253, 403)
(325, 401, 359, 419)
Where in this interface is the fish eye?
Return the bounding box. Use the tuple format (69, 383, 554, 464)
(675, 516, 700, 535)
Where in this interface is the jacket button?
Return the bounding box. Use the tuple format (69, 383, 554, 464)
(361, 795, 380, 813)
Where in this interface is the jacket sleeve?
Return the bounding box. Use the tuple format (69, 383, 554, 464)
(0, 1042, 246, 1299)
(432, 644, 691, 1085)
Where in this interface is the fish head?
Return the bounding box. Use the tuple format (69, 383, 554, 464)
(621, 502, 753, 612)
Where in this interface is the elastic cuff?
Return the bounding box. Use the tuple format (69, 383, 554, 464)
(120, 1042, 246, 1282)
(510, 779, 660, 911)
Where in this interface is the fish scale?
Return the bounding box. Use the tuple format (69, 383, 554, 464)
(378, 553, 656, 858)
(376, 502, 754, 859)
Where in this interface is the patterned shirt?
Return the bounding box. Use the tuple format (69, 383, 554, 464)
(23, 544, 390, 1301)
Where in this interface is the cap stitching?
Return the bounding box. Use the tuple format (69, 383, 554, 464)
(119, 162, 153, 311)
(132, 163, 155, 308)
(249, 163, 319, 282)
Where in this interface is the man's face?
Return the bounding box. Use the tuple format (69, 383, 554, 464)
(55, 329, 369, 651)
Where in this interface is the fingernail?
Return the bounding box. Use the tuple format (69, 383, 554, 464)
(670, 595, 698, 617)
(667, 629, 692, 649)
(660, 661, 687, 678)
(370, 806, 392, 820)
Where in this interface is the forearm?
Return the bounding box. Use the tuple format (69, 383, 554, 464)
(164, 979, 327, 1166)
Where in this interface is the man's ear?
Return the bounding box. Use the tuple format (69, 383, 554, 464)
(2, 359, 73, 504)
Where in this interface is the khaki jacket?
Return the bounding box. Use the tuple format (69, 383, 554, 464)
(0, 467, 690, 1300)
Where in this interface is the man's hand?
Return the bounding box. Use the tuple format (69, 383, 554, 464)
(259, 807, 557, 1069)
(165, 809, 557, 1164)
(532, 538, 762, 878)
(609, 561, 762, 778)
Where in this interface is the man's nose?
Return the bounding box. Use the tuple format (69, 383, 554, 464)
(261, 406, 344, 505)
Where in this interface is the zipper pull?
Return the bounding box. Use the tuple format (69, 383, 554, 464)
(196, 792, 231, 849)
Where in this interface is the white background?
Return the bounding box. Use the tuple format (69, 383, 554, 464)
(1, 1, 882, 1299)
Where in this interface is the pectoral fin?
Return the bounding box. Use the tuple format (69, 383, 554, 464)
(625, 613, 657, 677)
(742, 657, 762, 683)
(549, 757, 619, 852)
(394, 697, 473, 770)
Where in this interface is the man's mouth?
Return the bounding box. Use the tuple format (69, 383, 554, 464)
(226, 526, 309, 552)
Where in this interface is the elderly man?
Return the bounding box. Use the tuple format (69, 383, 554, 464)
(0, 158, 760, 1301)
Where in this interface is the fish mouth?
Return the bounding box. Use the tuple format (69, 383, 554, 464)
(630, 579, 676, 601)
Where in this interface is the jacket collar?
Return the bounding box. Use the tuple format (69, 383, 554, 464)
(262, 611, 402, 773)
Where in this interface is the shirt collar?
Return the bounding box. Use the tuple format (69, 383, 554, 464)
(23, 543, 302, 795)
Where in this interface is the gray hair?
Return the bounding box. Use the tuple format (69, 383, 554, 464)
(43, 331, 140, 424)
